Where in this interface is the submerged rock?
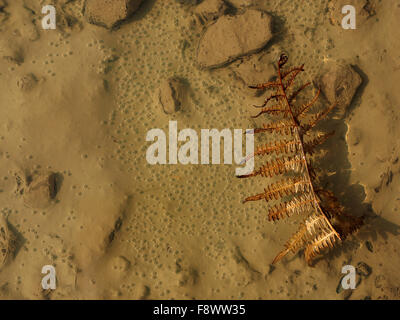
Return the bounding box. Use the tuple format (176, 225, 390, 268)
(328, 0, 377, 27)
(319, 64, 362, 118)
(17, 73, 37, 92)
(84, 0, 143, 29)
(158, 78, 185, 114)
(194, 0, 226, 23)
(357, 261, 372, 278)
(109, 256, 131, 273)
(15, 171, 60, 209)
(226, 0, 254, 9)
(365, 240, 373, 252)
(197, 9, 273, 69)
(230, 52, 275, 86)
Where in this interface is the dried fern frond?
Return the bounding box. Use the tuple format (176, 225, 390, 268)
(254, 139, 302, 157)
(239, 53, 363, 265)
(272, 212, 337, 264)
(272, 222, 308, 264)
(305, 213, 331, 235)
(281, 65, 305, 80)
(333, 213, 364, 240)
(295, 88, 321, 119)
(302, 102, 337, 132)
(252, 104, 290, 118)
(268, 193, 315, 221)
(253, 121, 296, 135)
(316, 189, 345, 219)
(304, 230, 338, 264)
(253, 93, 285, 108)
(243, 177, 311, 204)
(238, 155, 306, 179)
(303, 131, 335, 154)
(248, 81, 280, 90)
(288, 82, 311, 103)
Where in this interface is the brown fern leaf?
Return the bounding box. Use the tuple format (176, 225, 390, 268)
(272, 222, 308, 264)
(302, 102, 337, 132)
(304, 230, 338, 265)
(305, 213, 331, 235)
(239, 53, 363, 266)
(333, 213, 364, 240)
(251, 104, 289, 118)
(243, 177, 310, 204)
(303, 131, 335, 154)
(272, 213, 335, 264)
(295, 88, 321, 119)
(253, 93, 285, 109)
(254, 139, 302, 157)
(283, 66, 304, 90)
(254, 121, 296, 135)
(268, 193, 315, 221)
(249, 81, 281, 90)
(316, 189, 345, 219)
(237, 155, 306, 179)
(288, 82, 311, 103)
(278, 53, 289, 67)
(281, 65, 305, 80)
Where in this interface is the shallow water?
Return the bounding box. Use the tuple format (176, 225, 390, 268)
(0, 0, 399, 299)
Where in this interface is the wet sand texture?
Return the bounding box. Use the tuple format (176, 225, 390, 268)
(0, 0, 399, 299)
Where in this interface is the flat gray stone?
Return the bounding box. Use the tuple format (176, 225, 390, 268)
(194, 0, 226, 22)
(158, 78, 185, 114)
(197, 9, 273, 69)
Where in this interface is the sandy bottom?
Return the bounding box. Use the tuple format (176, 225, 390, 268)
(0, 0, 399, 299)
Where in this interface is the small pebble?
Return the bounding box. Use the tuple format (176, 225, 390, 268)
(365, 241, 373, 252)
